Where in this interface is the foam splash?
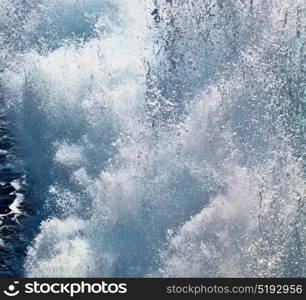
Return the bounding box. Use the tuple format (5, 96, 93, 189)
(25, 218, 93, 277)
(1, 0, 305, 277)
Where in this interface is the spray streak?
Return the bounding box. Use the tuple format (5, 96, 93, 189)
(0, 0, 305, 277)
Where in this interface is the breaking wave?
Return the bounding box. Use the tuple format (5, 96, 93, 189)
(0, 0, 305, 277)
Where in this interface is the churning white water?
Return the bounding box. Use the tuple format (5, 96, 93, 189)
(0, 0, 305, 277)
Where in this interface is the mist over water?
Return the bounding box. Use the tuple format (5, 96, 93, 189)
(0, 0, 305, 277)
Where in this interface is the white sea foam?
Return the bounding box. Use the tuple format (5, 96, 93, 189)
(9, 193, 23, 215)
(0, 150, 8, 155)
(1, 0, 304, 277)
(11, 179, 21, 191)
